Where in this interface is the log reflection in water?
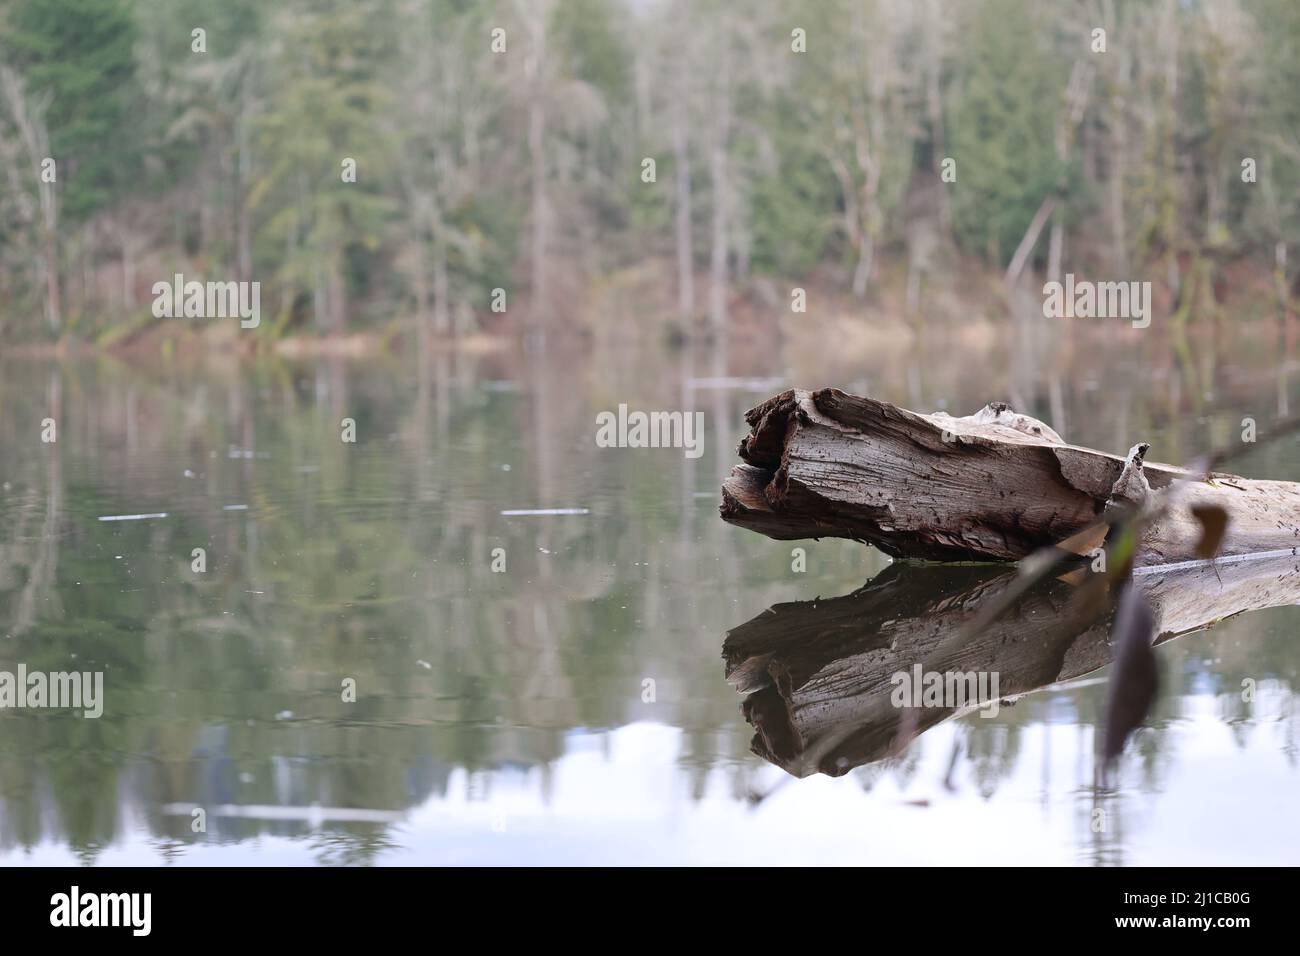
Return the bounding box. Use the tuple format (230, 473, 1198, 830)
(723, 553, 1300, 778)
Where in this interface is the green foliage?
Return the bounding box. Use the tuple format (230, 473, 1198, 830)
(552, 0, 631, 105)
(0, 0, 1296, 340)
(2, 0, 140, 219)
(748, 118, 837, 276)
(1243, 0, 1300, 244)
(248, 0, 398, 330)
(947, 0, 1067, 266)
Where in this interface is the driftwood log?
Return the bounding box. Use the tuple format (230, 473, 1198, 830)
(720, 388, 1300, 566)
(724, 553, 1300, 777)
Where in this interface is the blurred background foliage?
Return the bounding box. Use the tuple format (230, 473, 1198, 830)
(0, 0, 1294, 346)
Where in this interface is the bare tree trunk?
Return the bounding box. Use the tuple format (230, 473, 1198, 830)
(1004, 197, 1056, 285)
(673, 89, 695, 322)
(529, 99, 547, 314)
(1103, 0, 1128, 274)
(313, 260, 327, 333)
(1, 67, 61, 334)
(13, 369, 63, 635)
(707, 35, 732, 347)
(234, 102, 252, 283)
(905, 258, 921, 316)
(708, 140, 729, 341)
(524, 2, 551, 337)
(852, 233, 874, 299)
(430, 201, 451, 336)
(78, 227, 90, 322)
(1108, 143, 1128, 274)
(120, 225, 136, 311)
(329, 253, 346, 333)
(413, 215, 430, 358)
(1275, 241, 1290, 321)
(42, 228, 60, 333)
(1047, 214, 1064, 283)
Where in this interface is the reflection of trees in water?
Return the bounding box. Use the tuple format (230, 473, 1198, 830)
(309, 827, 401, 868)
(1, 332, 1299, 860)
(964, 724, 1021, 800)
(4, 368, 63, 636)
(0, 352, 782, 856)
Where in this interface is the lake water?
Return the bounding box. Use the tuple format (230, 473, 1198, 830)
(3, 319, 1299, 865)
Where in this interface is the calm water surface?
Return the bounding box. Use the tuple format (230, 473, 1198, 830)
(2, 326, 1299, 865)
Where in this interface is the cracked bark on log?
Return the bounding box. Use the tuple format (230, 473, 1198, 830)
(719, 388, 1300, 566)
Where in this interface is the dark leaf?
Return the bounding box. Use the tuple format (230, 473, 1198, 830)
(1055, 521, 1109, 557)
(1191, 503, 1230, 559)
(1100, 582, 1158, 776)
(1069, 570, 1113, 625)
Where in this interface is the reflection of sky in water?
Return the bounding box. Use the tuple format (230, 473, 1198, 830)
(10, 707, 1300, 866)
(2, 336, 1299, 866)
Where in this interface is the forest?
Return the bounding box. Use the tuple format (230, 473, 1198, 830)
(0, 0, 1297, 349)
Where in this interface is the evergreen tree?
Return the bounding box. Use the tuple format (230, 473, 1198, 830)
(947, 0, 1066, 267)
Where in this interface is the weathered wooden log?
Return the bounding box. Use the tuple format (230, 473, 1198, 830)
(724, 552, 1300, 777)
(720, 388, 1300, 565)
